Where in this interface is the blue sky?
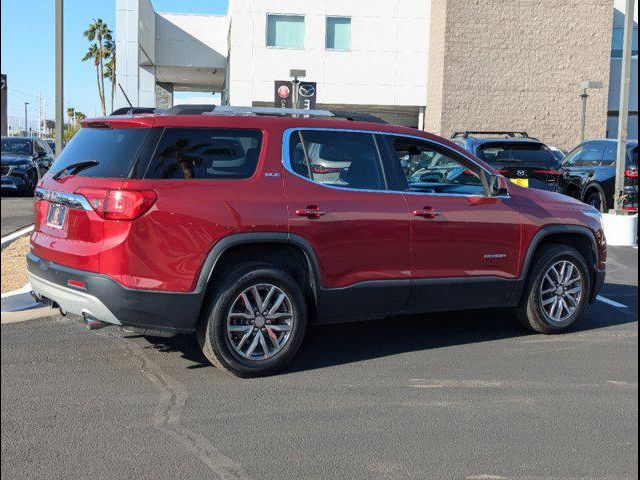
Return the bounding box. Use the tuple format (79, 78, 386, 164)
(1, 0, 228, 128)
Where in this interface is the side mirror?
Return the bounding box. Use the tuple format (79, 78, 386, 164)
(487, 173, 509, 197)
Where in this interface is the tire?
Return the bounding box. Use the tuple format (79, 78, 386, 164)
(517, 243, 591, 334)
(585, 190, 606, 213)
(197, 263, 308, 377)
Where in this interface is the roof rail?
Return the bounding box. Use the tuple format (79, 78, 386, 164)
(110, 107, 159, 116)
(161, 104, 388, 124)
(451, 130, 530, 139)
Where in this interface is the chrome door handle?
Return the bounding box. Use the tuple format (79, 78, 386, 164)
(412, 207, 440, 219)
(295, 206, 327, 219)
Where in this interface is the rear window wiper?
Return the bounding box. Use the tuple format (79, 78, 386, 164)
(52, 160, 99, 180)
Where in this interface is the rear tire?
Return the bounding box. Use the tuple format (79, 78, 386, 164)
(197, 263, 308, 377)
(517, 244, 591, 334)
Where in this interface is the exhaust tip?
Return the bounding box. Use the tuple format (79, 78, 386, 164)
(83, 315, 109, 330)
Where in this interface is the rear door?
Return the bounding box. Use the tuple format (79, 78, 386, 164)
(283, 128, 411, 320)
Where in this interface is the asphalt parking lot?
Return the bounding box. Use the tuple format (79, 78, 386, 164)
(1, 247, 637, 480)
(0, 195, 34, 237)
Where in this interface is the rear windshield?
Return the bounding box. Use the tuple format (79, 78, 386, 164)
(476, 142, 559, 167)
(144, 128, 262, 180)
(50, 127, 149, 178)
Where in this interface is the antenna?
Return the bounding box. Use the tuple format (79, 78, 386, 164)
(118, 83, 133, 109)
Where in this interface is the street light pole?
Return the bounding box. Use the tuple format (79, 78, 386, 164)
(24, 101, 29, 136)
(55, 0, 64, 155)
(579, 89, 588, 143)
(613, 0, 635, 213)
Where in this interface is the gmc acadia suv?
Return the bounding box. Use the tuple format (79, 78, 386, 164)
(28, 106, 607, 377)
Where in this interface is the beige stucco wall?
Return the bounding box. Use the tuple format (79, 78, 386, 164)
(426, 0, 614, 151)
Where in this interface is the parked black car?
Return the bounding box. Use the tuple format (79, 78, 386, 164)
(451, 131, 563, 192)
(561, 139, 638, 213)
(1, 137, 54, 196)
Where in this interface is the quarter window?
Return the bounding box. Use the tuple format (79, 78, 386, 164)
(289, 130, 385, 190)
(388, 137, 485, 196)
(326, 17, 351, 50)
(145, 128, 262, 180)
(266, 15, 305, 49)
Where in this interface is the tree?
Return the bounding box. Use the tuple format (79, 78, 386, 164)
(83, 19, 112, 115)
(66, 107, 75, 124)
(104, 35, 116, 114)
(81, 42, 105, 115)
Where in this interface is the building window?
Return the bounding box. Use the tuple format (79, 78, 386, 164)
(611, 26, 638, 58)
(266, 14, 304, 49)
(326, 17, 351, 50)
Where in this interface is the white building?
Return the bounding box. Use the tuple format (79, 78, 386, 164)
(116, 0, 429, 127)
(115, 0, 638, 148)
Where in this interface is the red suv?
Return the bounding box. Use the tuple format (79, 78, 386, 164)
(28, 106, 607, 377)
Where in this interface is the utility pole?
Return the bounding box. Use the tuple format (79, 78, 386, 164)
(37, 93, 42, 137)
(613, 0, 636, 213)
(24, 101, 29, 136)
(55, 0, 64, 154)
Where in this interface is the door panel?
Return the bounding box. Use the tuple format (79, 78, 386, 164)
(284, 129, 411, 318)
(380, 134, 522, 311)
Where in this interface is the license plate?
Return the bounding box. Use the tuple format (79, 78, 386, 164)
(47, 203, 67, 229)
(510, 178, 529, 188)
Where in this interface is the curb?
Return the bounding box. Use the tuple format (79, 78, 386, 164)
(1, 224, 34, 248)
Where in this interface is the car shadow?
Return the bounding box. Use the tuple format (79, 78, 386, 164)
(138, 283, 638, 374)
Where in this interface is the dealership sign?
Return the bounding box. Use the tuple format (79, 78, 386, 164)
(274, 80, 317, 110)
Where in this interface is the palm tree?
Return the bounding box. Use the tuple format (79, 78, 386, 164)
(66, 107, 76, 124)
(83, 19, 111, 115)
(104, 35, 116, 114)
(82, 43, 105, 115)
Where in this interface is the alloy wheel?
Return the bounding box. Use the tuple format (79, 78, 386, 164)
(226, 283, 294, 360)
(539, 260, 583, 324)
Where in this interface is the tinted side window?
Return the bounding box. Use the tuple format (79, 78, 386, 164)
(602, 143, 617, 166)
(581, 142, 605, 167)
(289, 130, 385, 190)
(145, 128, 262, 180)
(51, 127, 149, 178)
(562, 146, 584, 168)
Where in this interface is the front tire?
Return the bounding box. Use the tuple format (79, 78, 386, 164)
(197, 264, 308, 377)
(517, 244, 591, 334)
(585, 190, 606, 213)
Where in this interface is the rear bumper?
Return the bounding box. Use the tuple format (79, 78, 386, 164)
(27, 253, 203, 334)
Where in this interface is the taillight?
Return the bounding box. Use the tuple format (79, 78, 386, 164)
(625, 168, 638, 179)
(76, 188, 157, 220)
(496, 169, 508, 174)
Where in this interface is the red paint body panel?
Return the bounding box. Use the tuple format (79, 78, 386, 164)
(32, 114, 605, 296)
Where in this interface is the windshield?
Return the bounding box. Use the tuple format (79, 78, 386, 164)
(477, 142, 559, 167)
(1, 138, 32, 155)
(50, 127, 149, 178)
